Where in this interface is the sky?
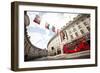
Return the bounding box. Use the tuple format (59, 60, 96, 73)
(26, 11, 78, 49)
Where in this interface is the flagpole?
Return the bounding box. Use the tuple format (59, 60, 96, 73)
(59, 31, 64, 55)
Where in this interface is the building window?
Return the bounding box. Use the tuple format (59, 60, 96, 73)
(84, 22, 88, 26)
(57, 50, 61, 54)
(80, 29, 85, 34)
(69, 30, 72, 34)
(87, 26, 90, 31)
(62, 31, 65, 40)
(64, 31, 68, 40)
(51, 47, 54, 50)
(75, 32, 79, 37)
(78, 25, 82, 29)
(81, 18, 84, 21)
(60, 31, 65, 41)
(54, 52, 56, 55)
(73, 28, 76, 32)
(70, 35, 74, 39)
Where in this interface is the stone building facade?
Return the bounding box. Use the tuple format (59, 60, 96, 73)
(47, 14, 90, 56)
(24, 12, 48, 61)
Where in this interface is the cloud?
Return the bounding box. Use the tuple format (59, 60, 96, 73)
(27, 24, 55, 49)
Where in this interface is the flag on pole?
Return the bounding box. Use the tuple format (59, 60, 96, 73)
(45, 22, 50, 29)
(64, 31, 68, 40)
(52, 26, 55, 32)
(33, 15, 41, 24)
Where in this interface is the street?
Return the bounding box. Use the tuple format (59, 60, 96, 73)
(31, 50, 90, 61)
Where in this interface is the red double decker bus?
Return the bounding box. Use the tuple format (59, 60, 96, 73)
(63, 37, 90, 54)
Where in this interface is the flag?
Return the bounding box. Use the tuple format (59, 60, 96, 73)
(52, 26, 55, 32)
(60, 31, 65, 41)
(57, 29, 61, 35)
(45, 22, 50, 29)
(24, 14, 30, 26)
(33, 15, 41, 24)
(64, 31, 68, 40)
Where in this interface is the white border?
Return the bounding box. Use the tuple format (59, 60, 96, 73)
(18, 5, 96, 68)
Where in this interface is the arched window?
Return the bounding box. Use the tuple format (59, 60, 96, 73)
(51, 47, 54, 50)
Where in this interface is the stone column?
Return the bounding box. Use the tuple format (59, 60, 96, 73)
(59, 35, 63, 54)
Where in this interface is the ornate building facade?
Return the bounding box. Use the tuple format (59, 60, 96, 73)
(47, 14, 90, 57)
